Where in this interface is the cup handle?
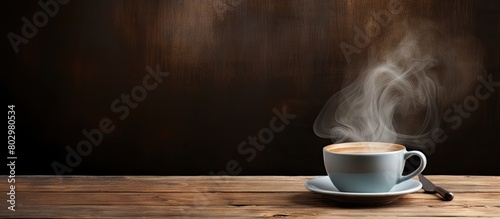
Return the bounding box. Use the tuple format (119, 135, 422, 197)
(397, 150, 427, 184)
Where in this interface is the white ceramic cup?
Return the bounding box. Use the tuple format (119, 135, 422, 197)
(323, 142, 427, 193)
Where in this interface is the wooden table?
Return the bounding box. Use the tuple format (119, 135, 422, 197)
(1, 175, 499, 218)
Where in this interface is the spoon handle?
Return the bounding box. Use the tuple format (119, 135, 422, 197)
(435, 186, 454, 201)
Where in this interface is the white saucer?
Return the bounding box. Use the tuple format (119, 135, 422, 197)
(305, 176, 422, 204)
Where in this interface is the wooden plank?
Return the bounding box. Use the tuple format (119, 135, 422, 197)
(4, 203, 500, 218)
(13, 191, 500, 207)
(1, 176, 499, 218)
(6, 175, 500, 193)
(11, 176, 309, 193)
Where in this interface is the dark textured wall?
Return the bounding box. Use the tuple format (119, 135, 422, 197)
(4, 0, 499, 175)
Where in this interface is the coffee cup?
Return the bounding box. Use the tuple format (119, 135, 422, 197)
(323, 142, 427, 193)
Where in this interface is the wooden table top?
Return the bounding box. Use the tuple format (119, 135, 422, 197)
(1, 175, 499, 218)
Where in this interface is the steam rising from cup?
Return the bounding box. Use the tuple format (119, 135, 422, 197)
(314, 19, 483, 148)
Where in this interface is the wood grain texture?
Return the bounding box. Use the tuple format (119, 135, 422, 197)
(1, 175, 499, 218)
(4, 0, 500, 177)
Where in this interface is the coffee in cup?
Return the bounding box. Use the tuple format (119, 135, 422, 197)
(323, 142, 426, 193)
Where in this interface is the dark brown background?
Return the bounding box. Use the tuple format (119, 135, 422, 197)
(3, 0, 499, 175)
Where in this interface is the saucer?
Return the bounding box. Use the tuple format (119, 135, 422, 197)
(304, 176, 422, 204)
